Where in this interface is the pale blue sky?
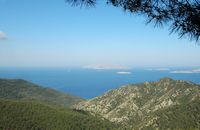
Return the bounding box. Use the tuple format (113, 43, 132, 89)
(0, 0, 200, 68)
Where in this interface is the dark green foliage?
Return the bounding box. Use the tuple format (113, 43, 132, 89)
(0, 78, 200, 130)
(130, 79, 200, 129)
(66, 0, 200, 42)
(0, 78, 117, 130)
(0, 78, 83, 107)
(140, 98, 200, 130)
(0, 99, 117, 130)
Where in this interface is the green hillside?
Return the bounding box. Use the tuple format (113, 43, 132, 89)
(74, 78, 200, 130)
(0, 99, 117, 130)
(0, 78, 83, 107)
(1, 78, 200, 130)
(135, 98, 200, 130)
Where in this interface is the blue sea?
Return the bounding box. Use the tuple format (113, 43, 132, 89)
(0, 67, 200, 99)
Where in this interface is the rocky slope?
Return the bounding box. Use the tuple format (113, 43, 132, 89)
(74, 78, 200, 129)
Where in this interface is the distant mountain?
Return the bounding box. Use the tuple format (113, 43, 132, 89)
(0, 78, 83, 107)
(74, 78, 200, 130)
(0, 99, 117, 130)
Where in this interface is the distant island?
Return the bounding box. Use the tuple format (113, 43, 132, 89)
(116, 71, 132, 75)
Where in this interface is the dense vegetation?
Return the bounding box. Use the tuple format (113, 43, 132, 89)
(135, 98, 200, 130)
(0, 78, 83, 107)
(74, 78, 200, 130)
(0, 78, 118, 130)
(155, 98, 200, 130)
(0, 99, 117, 130)
(0, 78, 200, 130)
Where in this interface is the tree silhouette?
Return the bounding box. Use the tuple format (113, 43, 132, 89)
(66, 0, 200, 42)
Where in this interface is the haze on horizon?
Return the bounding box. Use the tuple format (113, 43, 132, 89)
(0, 0, 200, 68)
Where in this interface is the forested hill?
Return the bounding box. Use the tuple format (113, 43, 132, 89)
(1, 78, 199, 130)
(0, 78, 83, 107)
(74, 78, 200, 130)
(0, 99, 117, 130)
(0, 78, 117, 130)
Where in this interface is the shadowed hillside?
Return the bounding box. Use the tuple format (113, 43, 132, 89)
(0, 78, 83, 107)
(0, 99, 117, 130)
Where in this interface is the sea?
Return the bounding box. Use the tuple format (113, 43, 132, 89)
(0, 67, 199, 99)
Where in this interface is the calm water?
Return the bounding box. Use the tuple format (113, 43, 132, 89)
(0, 67, 200, 99)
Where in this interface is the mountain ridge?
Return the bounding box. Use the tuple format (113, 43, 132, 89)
(74, 77, 200, 129)
(0, 78, 117, 130)
(0, 77, 199, 129)
(0, 78, 83, 107)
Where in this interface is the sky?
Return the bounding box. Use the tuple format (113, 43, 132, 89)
(0, 0, 200, 68)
